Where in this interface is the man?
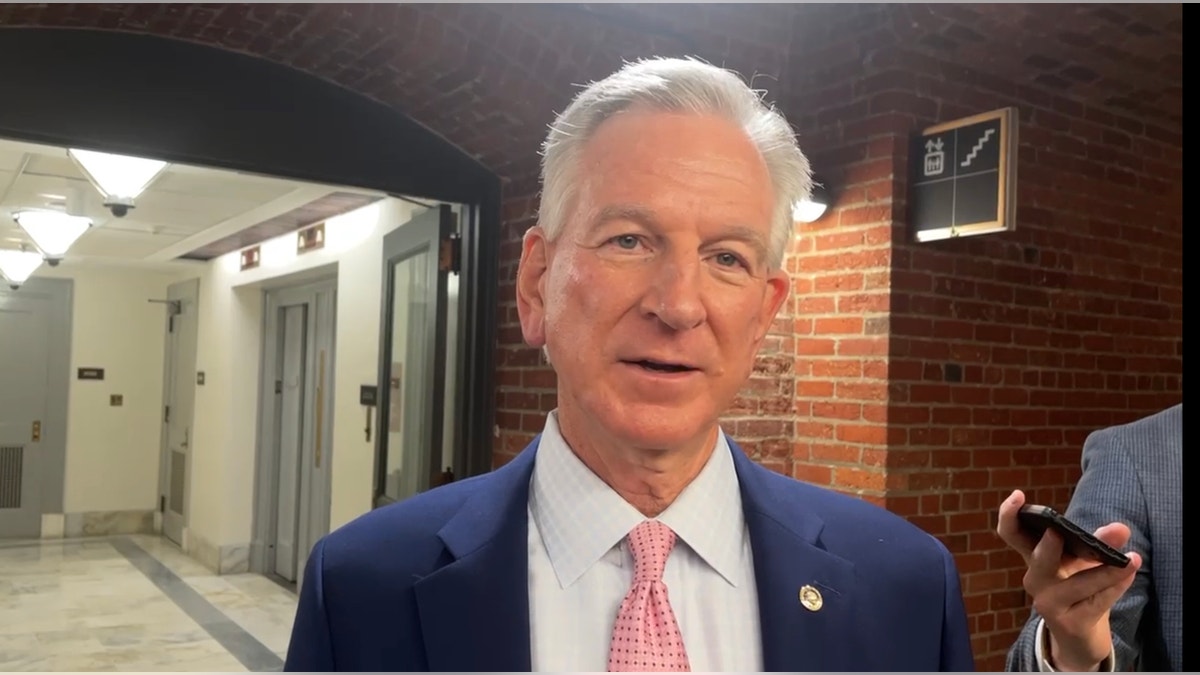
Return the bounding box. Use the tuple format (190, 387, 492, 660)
(998, 403, 1182, 671)
(284, 57, 974, 672)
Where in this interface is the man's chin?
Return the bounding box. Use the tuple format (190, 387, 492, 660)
(604, 407, 719, 452)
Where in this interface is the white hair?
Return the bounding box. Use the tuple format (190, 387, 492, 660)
(537, 56, 812, 270)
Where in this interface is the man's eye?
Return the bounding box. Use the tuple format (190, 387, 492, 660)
(715, 252, 744, 268)
(613, 235, 640, 249)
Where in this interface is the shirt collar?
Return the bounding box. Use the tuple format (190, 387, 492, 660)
(529, 411, 747, 589)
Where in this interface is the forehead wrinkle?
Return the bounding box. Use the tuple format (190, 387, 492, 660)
(590, 203, 662, 232)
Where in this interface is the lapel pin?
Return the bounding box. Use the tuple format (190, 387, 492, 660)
(799, 584, 823, 612)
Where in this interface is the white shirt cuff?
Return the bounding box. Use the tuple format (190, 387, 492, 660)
(1034, 617, 1116, 672)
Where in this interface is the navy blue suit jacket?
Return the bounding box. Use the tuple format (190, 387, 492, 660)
(284, 437, 975, 671)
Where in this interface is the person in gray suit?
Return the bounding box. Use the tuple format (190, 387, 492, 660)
(997, 403, 1182, 671)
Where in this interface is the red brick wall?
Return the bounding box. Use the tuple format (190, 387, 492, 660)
(780, 6, 916, 506)
(774, 8, 1182, 664)
(771, 7, 1179, 665)
(879, 47, 1183, 667)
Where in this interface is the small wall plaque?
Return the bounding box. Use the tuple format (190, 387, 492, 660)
(78, 367, 105, 381)
(110, 394, 124, 407)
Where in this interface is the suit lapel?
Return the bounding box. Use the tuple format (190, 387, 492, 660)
(413, 441, 539, 671)
(732, 445, 860, 672)
(411, 437, 863, 670)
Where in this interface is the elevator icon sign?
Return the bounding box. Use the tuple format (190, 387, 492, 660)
(909, 107, 1018, 243)
(923, 138, 946, 177)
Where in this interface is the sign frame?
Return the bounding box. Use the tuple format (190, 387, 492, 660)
(909, 107, 1019, 243)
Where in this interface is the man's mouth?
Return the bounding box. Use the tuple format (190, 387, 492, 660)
(622, 359, 697, 373)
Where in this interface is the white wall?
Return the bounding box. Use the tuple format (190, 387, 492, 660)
(187, 197, 421, 549)
(37, 264, 178, 514)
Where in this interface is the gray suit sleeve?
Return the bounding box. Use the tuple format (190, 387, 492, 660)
(1006, 612, 1041, 671)
(1006, 424, 1151, 671)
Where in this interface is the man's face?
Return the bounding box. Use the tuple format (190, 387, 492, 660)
(517, 108, 789, 451)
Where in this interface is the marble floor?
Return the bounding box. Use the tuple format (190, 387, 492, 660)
(0, 534, 299, 671)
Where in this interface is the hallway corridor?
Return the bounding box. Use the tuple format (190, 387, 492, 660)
(0, 535, 297, 671)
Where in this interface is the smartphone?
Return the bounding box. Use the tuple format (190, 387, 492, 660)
(1017, 504, 1131, 568)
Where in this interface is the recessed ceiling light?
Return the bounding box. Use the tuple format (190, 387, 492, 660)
(68, 148, 168, 218)
(13, 210, 94, 265)
(0, 249, 44, 288)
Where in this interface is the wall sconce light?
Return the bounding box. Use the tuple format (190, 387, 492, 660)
(240, 245, 262, 271)
(13, 209, 94, 266)
(68, 148, 168, 218)
(297, 222, 326, 254)
(0, 247, 45, 289)
(793, 178, 831, 224)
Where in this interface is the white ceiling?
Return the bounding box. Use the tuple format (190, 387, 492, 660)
(0, 136, 383, 269)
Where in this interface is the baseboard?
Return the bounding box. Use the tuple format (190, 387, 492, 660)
(182, 527, 250, 575)
(41, 509, 156, 538)
(40, 513, 65, 539)
(38, 511, 250, 577)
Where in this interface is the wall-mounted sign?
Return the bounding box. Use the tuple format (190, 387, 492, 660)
(78, 367, 105, 380)
(240, 245, 261, 271)
(909, 107, 1018, 243)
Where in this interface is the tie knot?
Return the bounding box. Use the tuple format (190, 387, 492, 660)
(627, 520, 677, 582)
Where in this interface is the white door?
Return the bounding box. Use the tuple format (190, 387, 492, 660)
(158, 279, 199, 546)
(0, 289, 49, 538)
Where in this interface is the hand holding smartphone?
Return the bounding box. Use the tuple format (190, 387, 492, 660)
(1017, 504, 1131, 568)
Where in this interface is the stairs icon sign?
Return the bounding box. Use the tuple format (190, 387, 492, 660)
(961, 128, 996, 168)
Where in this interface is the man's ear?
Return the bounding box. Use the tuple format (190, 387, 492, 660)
(516, 226, 550, 348)
(753, 269, 790, 346)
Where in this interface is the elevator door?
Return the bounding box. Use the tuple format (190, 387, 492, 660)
(260, 280, 335, 585)
(274, 303, 307, 580)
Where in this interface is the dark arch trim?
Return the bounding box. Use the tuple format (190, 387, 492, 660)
(0, 27, 495, 202)
(0, 25, 500, 481)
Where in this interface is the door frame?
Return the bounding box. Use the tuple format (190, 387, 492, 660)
(250, 276, 337, 580)
(0, 276, 72, 538)
(156, 277, 200, 545)
(373, 205, 454, 507)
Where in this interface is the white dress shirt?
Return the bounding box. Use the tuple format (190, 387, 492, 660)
(527, 412, 763, 672)
(1035, 618, 1117, 672)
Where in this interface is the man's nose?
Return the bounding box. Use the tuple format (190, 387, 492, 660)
(639, 256, 707, 331)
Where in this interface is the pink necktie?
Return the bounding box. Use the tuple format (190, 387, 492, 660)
(607, 520, 691, 672)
